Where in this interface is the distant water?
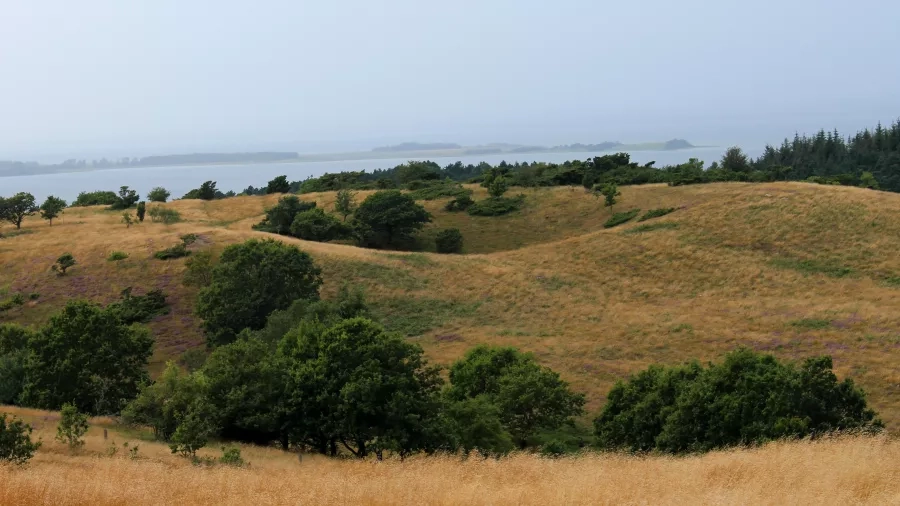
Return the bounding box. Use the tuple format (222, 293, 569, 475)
(0, 147, 762, 203)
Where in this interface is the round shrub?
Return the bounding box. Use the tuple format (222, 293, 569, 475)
(435, 228, 463, 254)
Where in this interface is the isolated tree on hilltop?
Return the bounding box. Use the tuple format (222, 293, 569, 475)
(39, 196, 67, 226)
(353, 190, 431, 249)
(596, 183, 621, 212)
(147, 187, 171, 202)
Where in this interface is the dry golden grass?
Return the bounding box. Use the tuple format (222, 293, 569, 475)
(3, 182, 900, 426)
(1, 403, 898, 505)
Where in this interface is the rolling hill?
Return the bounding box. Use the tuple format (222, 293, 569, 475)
(2, 182, 900, 429)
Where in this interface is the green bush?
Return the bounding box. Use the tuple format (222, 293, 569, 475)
(444, 195, 474, 212)
(71, 190, 119, 207)
(56, 403, 89, 450)
(180, 233, 199, 246)
(106, 288, 169, 324)
(353, 191, 432, 249)
(289, 208, 350, 242)
(136, 202, 146, 222)
(147, 187, 171, 203)
(0, 414, 41, 464)
(183, 250, 217, 288)
(219, 446, 246, 467)
(638, 208, 675, 221)
(435, 228, 463, 254)
(0, 294, 26, 312)
(148, 206, 182, 225)
(593, 348, 883, 454)
(253, 195, 317, 235)
(154, 244, 191, 260)
(107, 251, 129, 261)
(466, 195, 525, 216)
(51, 253, 76, 275)
(603, 209, 640, 228)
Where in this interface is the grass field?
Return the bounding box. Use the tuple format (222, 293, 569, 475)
(0, 405, 898, 505)
(2, 182, 900, 429)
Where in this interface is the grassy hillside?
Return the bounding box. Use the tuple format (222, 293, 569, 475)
(3, 182, 900, 428)
(1, 405, 897, 505)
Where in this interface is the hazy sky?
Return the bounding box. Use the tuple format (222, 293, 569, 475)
(2, 0, 899, 160)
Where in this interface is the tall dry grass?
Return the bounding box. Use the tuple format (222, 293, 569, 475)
(0, 435, 897, 505)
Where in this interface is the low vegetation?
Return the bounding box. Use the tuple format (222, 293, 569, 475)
(603, 209, 641, 228)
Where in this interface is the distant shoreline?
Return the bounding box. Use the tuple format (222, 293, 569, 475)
(0, 142, 708, 178)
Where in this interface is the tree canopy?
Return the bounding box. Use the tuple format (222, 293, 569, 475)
(353, 190, 431, 249)
(196, 239, 323, 347)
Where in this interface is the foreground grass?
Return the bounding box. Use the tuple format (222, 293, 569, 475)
(3, 183, 900, 428)
(1, 407, 898, 505)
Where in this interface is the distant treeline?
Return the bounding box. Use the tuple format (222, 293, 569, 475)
(0, 152, 300, 174)
(297, 121, 900, 194)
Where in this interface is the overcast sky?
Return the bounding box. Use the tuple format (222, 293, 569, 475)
(1, 0, 899, 160)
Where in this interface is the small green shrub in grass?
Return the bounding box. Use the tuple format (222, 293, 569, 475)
(467, 195, 525, 216)
(154, 244, 191, 260)
(435, 228, 463, 254)
(603, 209, 640, 228)
(639, 208, 675, 221)
(0, 414, 41, 464)
(107, 251, 129, 261)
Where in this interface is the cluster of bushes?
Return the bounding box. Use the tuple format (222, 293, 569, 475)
(72, 190, 119, 207)
(639, 208, 675, 221)
(255, 191, 433, 250)
(106, 288, 170, 324)
(123, 242, 586, 457)
(594, 348, 882, 453)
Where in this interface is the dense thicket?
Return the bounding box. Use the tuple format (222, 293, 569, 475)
(594, 348, 882, 454)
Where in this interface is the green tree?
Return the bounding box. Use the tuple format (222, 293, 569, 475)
(121, 212, 135, 228)
(136, 201, 146, 222)
(720, 146, 751, 173)
(334, 189, 357, 221)
(395, 160, 441, 185)
(283, 318, 444, 458)
(353, 190, 431, 249)
(122, 361, 205, 441)
(0, 414, 41, 464)
(51, 253, 76, 275)
(254, 195, 317, 235)
(110, 186, 140, 209)
(442, 396, 515, 457)
(290, 208, 349, 242)
(147, 187, 171, 202)
(597, 183, 621, 211)
(39, 196, 67, 226)
(169, 401, 216, 458)
(199, 336, 290, 447)
(56, 403, 89, 450)
(447, 345, 585, 448)
(0, 192, 38, 229)
(435, 228, 463, 254)
(266, 175, 290, 194)
(182, 250, 217, 287)
(859, 171, 880, 190)
(487, 177, 509, 198)
(594, 348, 883, 454)
(183, 181, 219, 200)
(19, 300, 154, 414)
(196, 239, 323, 347)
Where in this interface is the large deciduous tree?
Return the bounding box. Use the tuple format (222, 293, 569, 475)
(19, 300, 153, 414)
(0, 192, 38, 229)
(196, 239, 323, 347)
(352, 190, 431, 249)
(447, 345, 585, 448)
